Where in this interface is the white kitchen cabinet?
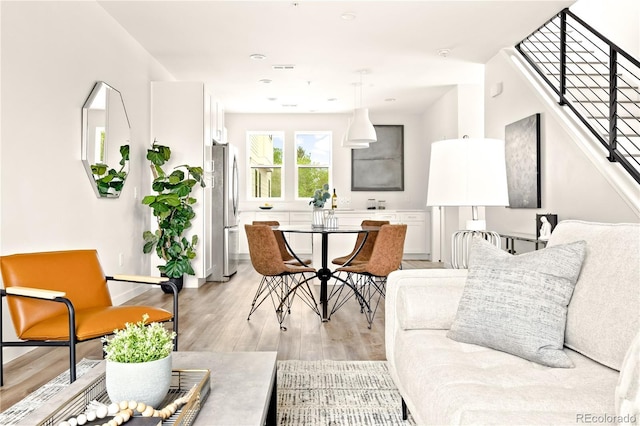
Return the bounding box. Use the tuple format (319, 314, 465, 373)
(254, 211, 289, 223)
(288, 212, 312, 255)
(238, 209, 431, 261)
(372, 212, 398, 222)
(398, 212, 429, 258)
(240, 211, 313, 259)
(238, 211, 255, 255)
(150, 81, 215, 287)
(322, 212, 371, 263)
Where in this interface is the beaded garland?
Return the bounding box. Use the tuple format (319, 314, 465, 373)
(57, 388, 195, 426)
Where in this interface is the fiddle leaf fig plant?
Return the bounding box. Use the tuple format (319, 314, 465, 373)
(91, 144, 129, 197)
(142, 141, 205, 279)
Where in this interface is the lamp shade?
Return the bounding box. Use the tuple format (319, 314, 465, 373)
(346, 108, 377, 143)
(342, 134, 369, 149)
(342, 118, 369, 149)
(426, 138, 508, 207)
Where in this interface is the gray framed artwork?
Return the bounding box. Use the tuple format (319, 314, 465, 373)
(505, 114, 541, 208)
(351, 125, 404, 191)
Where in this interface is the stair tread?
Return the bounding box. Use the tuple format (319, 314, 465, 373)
(588, 116, 639, 119)
(522, 14, 640, 182)
(535, 60, 607, 65)
(560, 84, 638, 89)
(545, 72, 621, 76)
(588, 100, 639, 104)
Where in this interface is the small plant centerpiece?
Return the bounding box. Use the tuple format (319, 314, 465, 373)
(103, 314, 176, 407)
(309, 183, 331, 209)
(309, 183, 331, 227)
(142, 141, 205, 292)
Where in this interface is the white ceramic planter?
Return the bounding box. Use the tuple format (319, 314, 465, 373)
(106, 354, 172, 407)
(312, 208, 324, 228)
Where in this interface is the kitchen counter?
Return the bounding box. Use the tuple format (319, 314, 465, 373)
(241, 208, 428, 213)
(238, 208, 431, 261)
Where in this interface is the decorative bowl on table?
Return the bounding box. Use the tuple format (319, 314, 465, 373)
(259, 204, 273, 210)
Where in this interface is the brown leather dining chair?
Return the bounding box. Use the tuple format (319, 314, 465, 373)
(331, 220, 390, 266)
(0, 249, 178, 385)
(252, 220, 312, 266)
(330, 224, 407, 328)
(245, 224, 319, 330)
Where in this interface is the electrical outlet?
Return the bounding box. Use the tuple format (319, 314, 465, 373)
(118, 253, 124, 267)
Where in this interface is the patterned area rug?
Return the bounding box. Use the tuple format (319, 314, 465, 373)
(277, 360, 414, 425)
(0, 359, 414, 425)
(0, 358, 102, 425)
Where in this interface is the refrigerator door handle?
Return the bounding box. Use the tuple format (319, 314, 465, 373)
(232, 154, 239, 218)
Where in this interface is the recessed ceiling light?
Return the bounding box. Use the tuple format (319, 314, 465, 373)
(341, 12, 356, 20)
(327, 98, 338, 102)
(267, 97, 278, 102)
(385, 98, 396, 102)
(272, 64, 296, 70)
(249, 53, 266, 60)
(258, 79, 272, 84)
(437, 48, 451, 58)
(282, 104, 298, 108)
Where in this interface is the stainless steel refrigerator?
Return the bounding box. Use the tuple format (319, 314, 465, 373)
(209, 143, 239, 281)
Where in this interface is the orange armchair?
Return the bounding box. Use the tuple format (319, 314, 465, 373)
(0, 250, 178, 386)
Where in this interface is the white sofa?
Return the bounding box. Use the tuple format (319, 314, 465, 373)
(386, 220, 639, 425)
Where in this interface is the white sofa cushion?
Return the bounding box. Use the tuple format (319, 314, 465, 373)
(616, 331, 640, 421)
(394, 330, 619, 425)
(547, 221, 640, 371)
(447, 238, 586, 368)
(397, 282, 465, 330)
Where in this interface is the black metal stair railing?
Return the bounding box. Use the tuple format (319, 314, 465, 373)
(516, 8, 640, 184)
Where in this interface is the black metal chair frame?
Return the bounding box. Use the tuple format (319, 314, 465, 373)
(327, 271, 387, 328)
(0, 277, 178, 386)
(247, 271, 320, 330)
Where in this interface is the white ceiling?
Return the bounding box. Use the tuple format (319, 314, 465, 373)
(99, 0, 574, 114)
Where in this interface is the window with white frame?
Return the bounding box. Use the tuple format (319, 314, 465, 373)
(295, 131, 332, 199)
(247, 131, 284, 199)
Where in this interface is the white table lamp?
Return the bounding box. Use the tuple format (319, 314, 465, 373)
(427, 137, 509, 268)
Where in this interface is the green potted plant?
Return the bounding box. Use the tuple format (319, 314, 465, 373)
(309, 183, 330, 227)
(103, 314, 176, 407)
(142, 141, 205, 292)
(309, 183, 331, 208)
(90, 144, 129, 197)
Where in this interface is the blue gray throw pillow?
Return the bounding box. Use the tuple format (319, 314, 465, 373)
(447, 237, 587, 368)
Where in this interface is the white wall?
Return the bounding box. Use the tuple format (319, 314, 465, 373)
(225, 112, 428, 212)
(422, 1, 640, 262)
(571, 0, 639, 57)
(484, 52, 639, 240)
(0, 1, 173, 362)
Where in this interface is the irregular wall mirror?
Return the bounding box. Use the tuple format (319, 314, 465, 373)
(81, 81, 130, 198)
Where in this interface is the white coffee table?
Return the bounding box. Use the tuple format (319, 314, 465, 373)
(20, 351, 278, 426)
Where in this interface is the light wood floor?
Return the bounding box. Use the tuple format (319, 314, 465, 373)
(0, 259, 441, 410)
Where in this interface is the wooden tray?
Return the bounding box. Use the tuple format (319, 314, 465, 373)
(36, 369, 211, 426)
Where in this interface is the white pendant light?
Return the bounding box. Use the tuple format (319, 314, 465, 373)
(346, 70, 377, 144)
(342, 118, 369, 149)
(347, 108, 376, 143)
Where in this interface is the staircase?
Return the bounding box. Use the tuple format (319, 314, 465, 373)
(516, 8, 640, 184)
